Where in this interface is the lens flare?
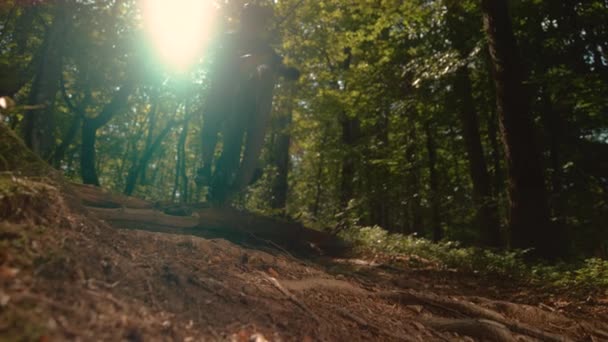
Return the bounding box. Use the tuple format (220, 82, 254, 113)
(140, 0, 217, 71)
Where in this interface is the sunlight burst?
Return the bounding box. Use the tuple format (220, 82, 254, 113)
(140, 0, 217, 71)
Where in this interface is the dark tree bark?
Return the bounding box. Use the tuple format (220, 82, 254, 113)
(369, 109, 390, 229)
(425, 121, 442, 242)
(81, 83, 134, 186)
(124, 120, 177, 196)
(52, 115, 81, 169)
(80, 119, 100, 185)
(22, 5, 67, 159)
(445, 1, 501, 246)
(140, 95, 160, 184)
(403, 126, 423, 235)
(540, 90, 563, 197)
(312, 135, 327, 219)
(172, 119, 190, 203)
(336, 47, 360, 210)
(340, 115, 360, 208)
(487, 104, 503, 199)
(270, 94, 293, 211)
(53, 77, 90, 168)
(454, 67, 501, 247)
(480, 0, 557, 258)
(123, 97, 162, 195)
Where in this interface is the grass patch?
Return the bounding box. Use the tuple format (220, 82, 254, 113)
(0, 123, 50, 175)
(340, 226, 608, 296)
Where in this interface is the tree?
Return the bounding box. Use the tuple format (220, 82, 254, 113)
(445, 1, 501, 247)
(22, 4, 68, 159)
(81, 82, 134, 185)
(269, 87, 295, 211)
(480, 0, 556, 258)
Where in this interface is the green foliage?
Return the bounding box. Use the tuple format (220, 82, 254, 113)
(342, 226, 529, 278)
(536, 259, 608, 293)
(342, 226, 608, 295)
(0, 123, 49, 175)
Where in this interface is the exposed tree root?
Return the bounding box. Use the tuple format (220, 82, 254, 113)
(378, 290, 573, 342)
(69, 182, 152, 209)
(83, 206, 349, 256)
(263, 274, 320, 323)
(334, 307, 416, 342)
(422, 318, 516, 342)
(86, 207, 199, 228)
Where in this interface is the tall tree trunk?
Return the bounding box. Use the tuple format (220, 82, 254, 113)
(480, 0, 556, 258)
(173, 103, 192, 203)
(425, 121, 442, 242)
(80, 82, 134, 186)
(270, 94, 293, 211)
(340, 115, 360, 208)
(140, 96, 160, 184)
(540, 90, 562, 197)
(22, 5, 67, 159)
(52, 114, 81, 169)
(336, 47, 359, 210)
(123, 97, 160, 194)
(124, 120, 177, 195)
(369, 110, 390, 229)
(487, 106, 503, 198)
(454, 67, 501, 247)
(312, 136, 327, 219)
(178, 120, 190, 204)
(81, 119, 100, 185)
(403, 126, 422, 234)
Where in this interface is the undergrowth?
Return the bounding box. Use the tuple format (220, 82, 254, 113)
(340, 226, 608, 296)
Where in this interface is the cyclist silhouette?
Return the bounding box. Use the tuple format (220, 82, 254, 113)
(197, 3, 299, 205)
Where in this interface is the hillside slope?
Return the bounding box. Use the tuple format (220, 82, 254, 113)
(1, 125, 607, 341)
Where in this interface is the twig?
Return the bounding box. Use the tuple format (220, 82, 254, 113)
(85, 289, 125, 310)
(248, 232, 295, 259)
(145, 279, 158, 310)
(263, 274, 319, 323)
(15, 292, 76, 313)
(334, 306, 415, 342)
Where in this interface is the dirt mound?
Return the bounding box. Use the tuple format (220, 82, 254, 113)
(2, 174, 608, 341)
(0, 124, 54, 176)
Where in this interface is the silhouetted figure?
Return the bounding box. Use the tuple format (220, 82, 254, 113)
(198, 3, 299, 205)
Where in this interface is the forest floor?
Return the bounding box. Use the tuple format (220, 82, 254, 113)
(2, 174, 608, 342)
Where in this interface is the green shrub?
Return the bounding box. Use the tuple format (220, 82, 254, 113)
(341, 226, 608, 295)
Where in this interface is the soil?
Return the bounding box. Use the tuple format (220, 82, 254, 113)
(1, 172, 608, 341)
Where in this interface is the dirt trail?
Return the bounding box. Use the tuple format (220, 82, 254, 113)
(1, 175, 608, 341)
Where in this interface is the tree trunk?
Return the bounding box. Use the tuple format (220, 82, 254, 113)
(425, 121, 442, 242)
(369, 110, 390, 229)
(173, 105, 192, 203)
(403, 126, 422, 235)
(52, 114, 81, 168)
(80, 82, 134, 186)
(140, 96, 159, 184)
(480, 0, 556, 258)
(22, 5, 67, 159)
(124, 120, 176, 195)
(81, 118, 100, 185)
(270, 94, 293, 211)
(340, 115, 360, 208)
(455, 67, 502, 247)
(179, 119, 190, 203)
(312, 135, 327, 219)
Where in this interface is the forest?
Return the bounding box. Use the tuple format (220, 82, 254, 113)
(1, 0, 608, 340)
